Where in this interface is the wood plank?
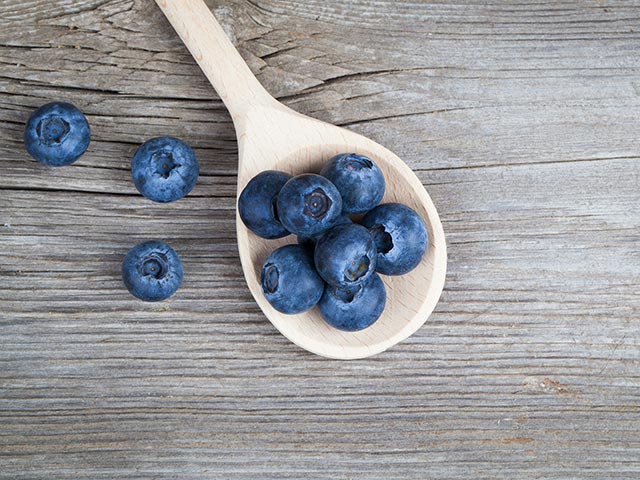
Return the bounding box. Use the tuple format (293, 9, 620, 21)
(1, 0, 639, 478)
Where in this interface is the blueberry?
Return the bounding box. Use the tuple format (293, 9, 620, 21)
(320, 153, 385, 214)
(24, 102, 90, 166)
(122, 240, 183, 302)
(297, 215, 351, 249)
(261, 245, 325, 314)
(132, 137, 199, 203)
(238, 170, 292, 239)
(276, 174, 342, 236)
(314, 223, 377, 288)
(319, 273, 386, 332)
(362, 203, 428, 275)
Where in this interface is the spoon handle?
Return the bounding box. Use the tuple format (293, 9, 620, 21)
(155, 0, 274, 119)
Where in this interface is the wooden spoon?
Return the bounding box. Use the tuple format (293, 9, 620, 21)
(155, 0, 447, 359)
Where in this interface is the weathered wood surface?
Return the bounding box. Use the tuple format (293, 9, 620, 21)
(1, 0, 639, 478)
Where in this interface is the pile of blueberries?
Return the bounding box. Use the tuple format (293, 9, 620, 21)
(23, 102, 201, 302)
(239, 154, 428, 332)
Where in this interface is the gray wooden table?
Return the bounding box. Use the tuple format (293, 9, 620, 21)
(1, 1, 639, 478)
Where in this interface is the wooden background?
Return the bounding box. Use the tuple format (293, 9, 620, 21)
(1, 0, 639, 478)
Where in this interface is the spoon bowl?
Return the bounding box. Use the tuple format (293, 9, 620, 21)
(156, 0, 447, 359)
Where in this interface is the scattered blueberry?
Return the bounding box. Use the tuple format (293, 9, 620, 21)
(261, 245, 325, 314)
(362, 203, 428, 275)
(297, 215, 351, 249)
(314, 223, 377, 288)
(320, 153, 385, 214)
(132, 137, 199, 203)
(24, 102, 90, 166)
(319, 273, 386, 332)
(239, 170, 292, 239)
(122, 240, 183, 302)
(276, 174, 342, 236)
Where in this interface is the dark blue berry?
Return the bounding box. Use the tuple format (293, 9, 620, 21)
(122, 240, 183, 302)
(362, 203, 428, 275)
(276, 174, 342, 236)
(314, 223, 377, 288)
(239, 170, 292, 239)
(320, 153, 385, 214)
(24, 102, 90, 166)
(132, 137, 199, 203)
(261, 245, 325, 314)
(319, 273, 386, 331)
(297, 215, 351, 249)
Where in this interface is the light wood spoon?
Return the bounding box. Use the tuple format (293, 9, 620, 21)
(155, 0, 447, 359)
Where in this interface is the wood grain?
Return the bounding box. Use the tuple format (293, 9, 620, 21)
(1, 0, 639, 477)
